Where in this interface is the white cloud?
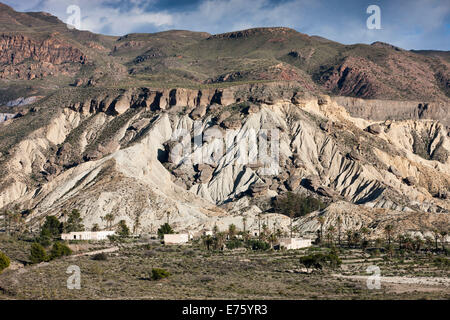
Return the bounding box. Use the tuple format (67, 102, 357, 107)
(2, 0, 449, 49)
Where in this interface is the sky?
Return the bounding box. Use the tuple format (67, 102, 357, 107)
(3, 0, 450, 50)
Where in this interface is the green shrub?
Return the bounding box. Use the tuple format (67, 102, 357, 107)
(151, 268, 171, 281)
(40, 216, 63, 240)
(433, 257, 450, 268)
(248, 240, 270, 251)
(49, 242, 72, 260)
(117, 220, 130, 237)
(30, 242, 48, 264)
(299, 251, 342, 270)
(157, 223, 174, 239)
(226, 239, 243, 250)
(92, 253, 108, 261)
(0, 251, 10, 273)
(273, 192, 326, 218)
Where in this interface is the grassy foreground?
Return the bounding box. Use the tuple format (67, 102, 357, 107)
(0, 235, 448, 300)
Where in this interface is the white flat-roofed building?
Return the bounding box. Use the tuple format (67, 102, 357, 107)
(277, 238, 312, 250)
(164, 233, 189, 244)
(61, 231, 116, 241)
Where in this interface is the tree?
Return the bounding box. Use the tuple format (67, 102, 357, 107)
(289, 210, 294, 238)
(360, 227, 370, 249)
(414, 235, 423, 253)
(268, 233, 278, 247)
(432, 228, 440, 251)
(49, 242, 72, 260)
(336, 216, 342, 247)
(440, 230, 448, 251)
(274, 192, 326, 218)
(10, 212, 23, 236)
(326, 226, 335, 246)
(214, 232, 227, 250)
(102, 214, 115, 230)
(384, 224, 394, 246)
(41, 216, 63, 240)
(117, 220, 130, 237)
(157, 223, 174, 239)
(228, 224, 237, 239)
(30, 243, 48, 264)
(257, 212, 262, 239)
(2, 210, 12, 235)
(424, 235, 434, 252)
(0, 251, 10, 273)
(317, 216, 325, 244)
(242, 216, 247, 233)
(346, 230, 353, 248)
(212, 224, 219, 236)
(203, 235, 213, 251)
(91, 224, 100, 232)
(38, 228, 52, 247)
(64, 209, 84, 233)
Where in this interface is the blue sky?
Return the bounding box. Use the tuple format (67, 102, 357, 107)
(4, 0, 450, 50)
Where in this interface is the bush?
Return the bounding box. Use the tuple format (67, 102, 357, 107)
(49, 242, 72, 260)
(273, 192, 326, 218)
(117, 220, 130, 237)
(299, 252, 342, 270)
(0, 251, 10, 273)
(92, 253, 108, 261)
(248, 240, 270, 251)
(433, 257, 450, 268)
(30, 242, 48, 264)
(151, 268, 171, 281)
(226, 239, 243, 250)
(157, 223, 174, 239)
(40, 216, 63, 240)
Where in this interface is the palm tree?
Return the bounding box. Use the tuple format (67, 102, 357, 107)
(228, 224, 237, 239)
(326, 226, 336, 246)
(414, 235, 423, 253)
(360, 227, 370, 249)
(432, 228, 440, 251)
(103, 213, 114, 230)
(439, 230, 448, 251)
(346, 230, 353, 248)
(424, 235, 434, 252)
(384, 224, 394, 246)
(336, 216, 343, 247)
(289, 210, 295, 238)
(317, 216, 325, 244)
(203, 235, 213, 251)
(262, 223, 269, 240)
(397, 234, 405, 250)
(214, 232, 226, 250)
(2, 210, 12, 235)
(213, 224, 219, 236)
(352, 231, 361, 248)
(11, 212, 23, 236)
(258, 212, 262, 239)
(268, 233, 278, 248)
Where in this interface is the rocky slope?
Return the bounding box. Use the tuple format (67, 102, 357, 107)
(0, 84, 448, 238)
(0, 3, 449, 105)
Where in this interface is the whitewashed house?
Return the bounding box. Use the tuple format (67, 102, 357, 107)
(164, 233, 189, 245)
(61, 231, 116, 241)
(277, 238, 312, 250)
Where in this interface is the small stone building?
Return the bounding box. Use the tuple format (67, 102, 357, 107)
(277, 238, 312, 250)
(164, 233, 189, 245)
(61, 231, 116, 241)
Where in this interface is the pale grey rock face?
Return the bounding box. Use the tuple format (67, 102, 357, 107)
(0, 91, 448, 237)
